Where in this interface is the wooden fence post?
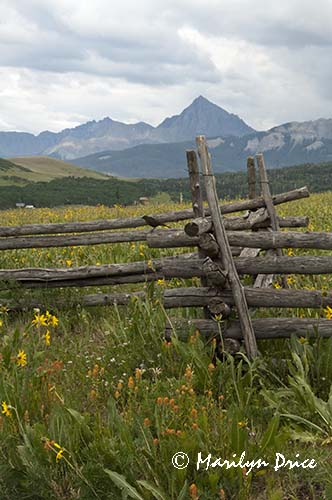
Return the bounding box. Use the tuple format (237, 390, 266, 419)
(256, 153, 288, 288)
(247, 157, 256, 200)
(186, 150, 210, 319)
(186, 150, 205, 218)
(196, 135, 258, 359)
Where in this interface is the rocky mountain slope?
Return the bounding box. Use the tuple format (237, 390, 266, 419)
(72, 121, 332, 178)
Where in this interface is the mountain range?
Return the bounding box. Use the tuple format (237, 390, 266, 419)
(72, 119, 332, 178)
(2, 95, 332, 178)
(0, 96, 253, 160)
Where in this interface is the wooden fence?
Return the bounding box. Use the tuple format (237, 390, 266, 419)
(1, 138, 331, 358)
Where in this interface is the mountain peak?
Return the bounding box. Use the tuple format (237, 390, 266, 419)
(157, 96, 255, 138)
(192, 95, 210, 104)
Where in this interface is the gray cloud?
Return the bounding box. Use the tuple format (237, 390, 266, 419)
(0, 0, 332, 133)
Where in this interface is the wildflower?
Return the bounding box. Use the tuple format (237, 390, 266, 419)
(32, 313, 48, 327)
(135, 368, 143, 380)
(89, 389, 97, 400)
(1, 401, 11, 417)
(16, 349, 27, 367)
(153, 438, 159, 446)
(192, 423, 199, 430)
(44, 330, 51, 346)
(237, 420, 248, 428)
(287, 248, 294, 257)
(43, 438, 55, 450)
(0, 319, 3, 328)
(147, 259, 154, 270)
(185, 365, 193, 381)
(298, 337, 308, 344)
(157, 279, 166, 286)
(191, 408, 198, 419)
(324, 305, 332, 320)
(219, 489, 226, 500)
(128, 376, 135, 389)
(208, 363, 215, 373)
(189, 483, 199, 499)
(287, 276, 295, 286)
(0, 305, 9, 315)
(54, 442, 64, 462)
(273, 282, 281, 289)
(114, 390, 120, 399)
(46, 312, 59, 328)
(156, 397, 163, 405)
(65, 259, 72, 267)
(144, 418, 151, 427)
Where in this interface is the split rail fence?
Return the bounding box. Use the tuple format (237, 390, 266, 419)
(1, 137, 332, 357)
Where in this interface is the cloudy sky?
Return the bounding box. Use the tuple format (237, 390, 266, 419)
(0, 0, 332, 134)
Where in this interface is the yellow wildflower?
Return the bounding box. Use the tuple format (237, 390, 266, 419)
(45, 311, 59, 328)
(44, 330, 51, 346)
(0, 319, 3, 328)
(16, 349, 27, 367)
(53, 442, 64, 462)
(157, 279, 166, 286)
(287, 276, 295, 286)
(65, 259, 72, 267)
(324, 305, 332, 320)
(287, 248, 294, 257)
(32, 313, 48, 327)
(147, 259, 154, 270)
(273, 282, 281, 289)
(237, 420, 248, 428)
(1, 401, 11, 417)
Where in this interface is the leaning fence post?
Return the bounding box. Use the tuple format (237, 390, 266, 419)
(196, 135, 258, 359)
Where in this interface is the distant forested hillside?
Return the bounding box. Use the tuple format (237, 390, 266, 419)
(0, 162, 332, 209)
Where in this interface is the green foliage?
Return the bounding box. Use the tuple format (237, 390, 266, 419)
(2, 159, 332, 209)
(0, 195, 332, 497)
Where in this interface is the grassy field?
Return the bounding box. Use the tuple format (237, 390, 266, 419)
(0, 195, 332, 499)
(0, 157, 108, 186)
